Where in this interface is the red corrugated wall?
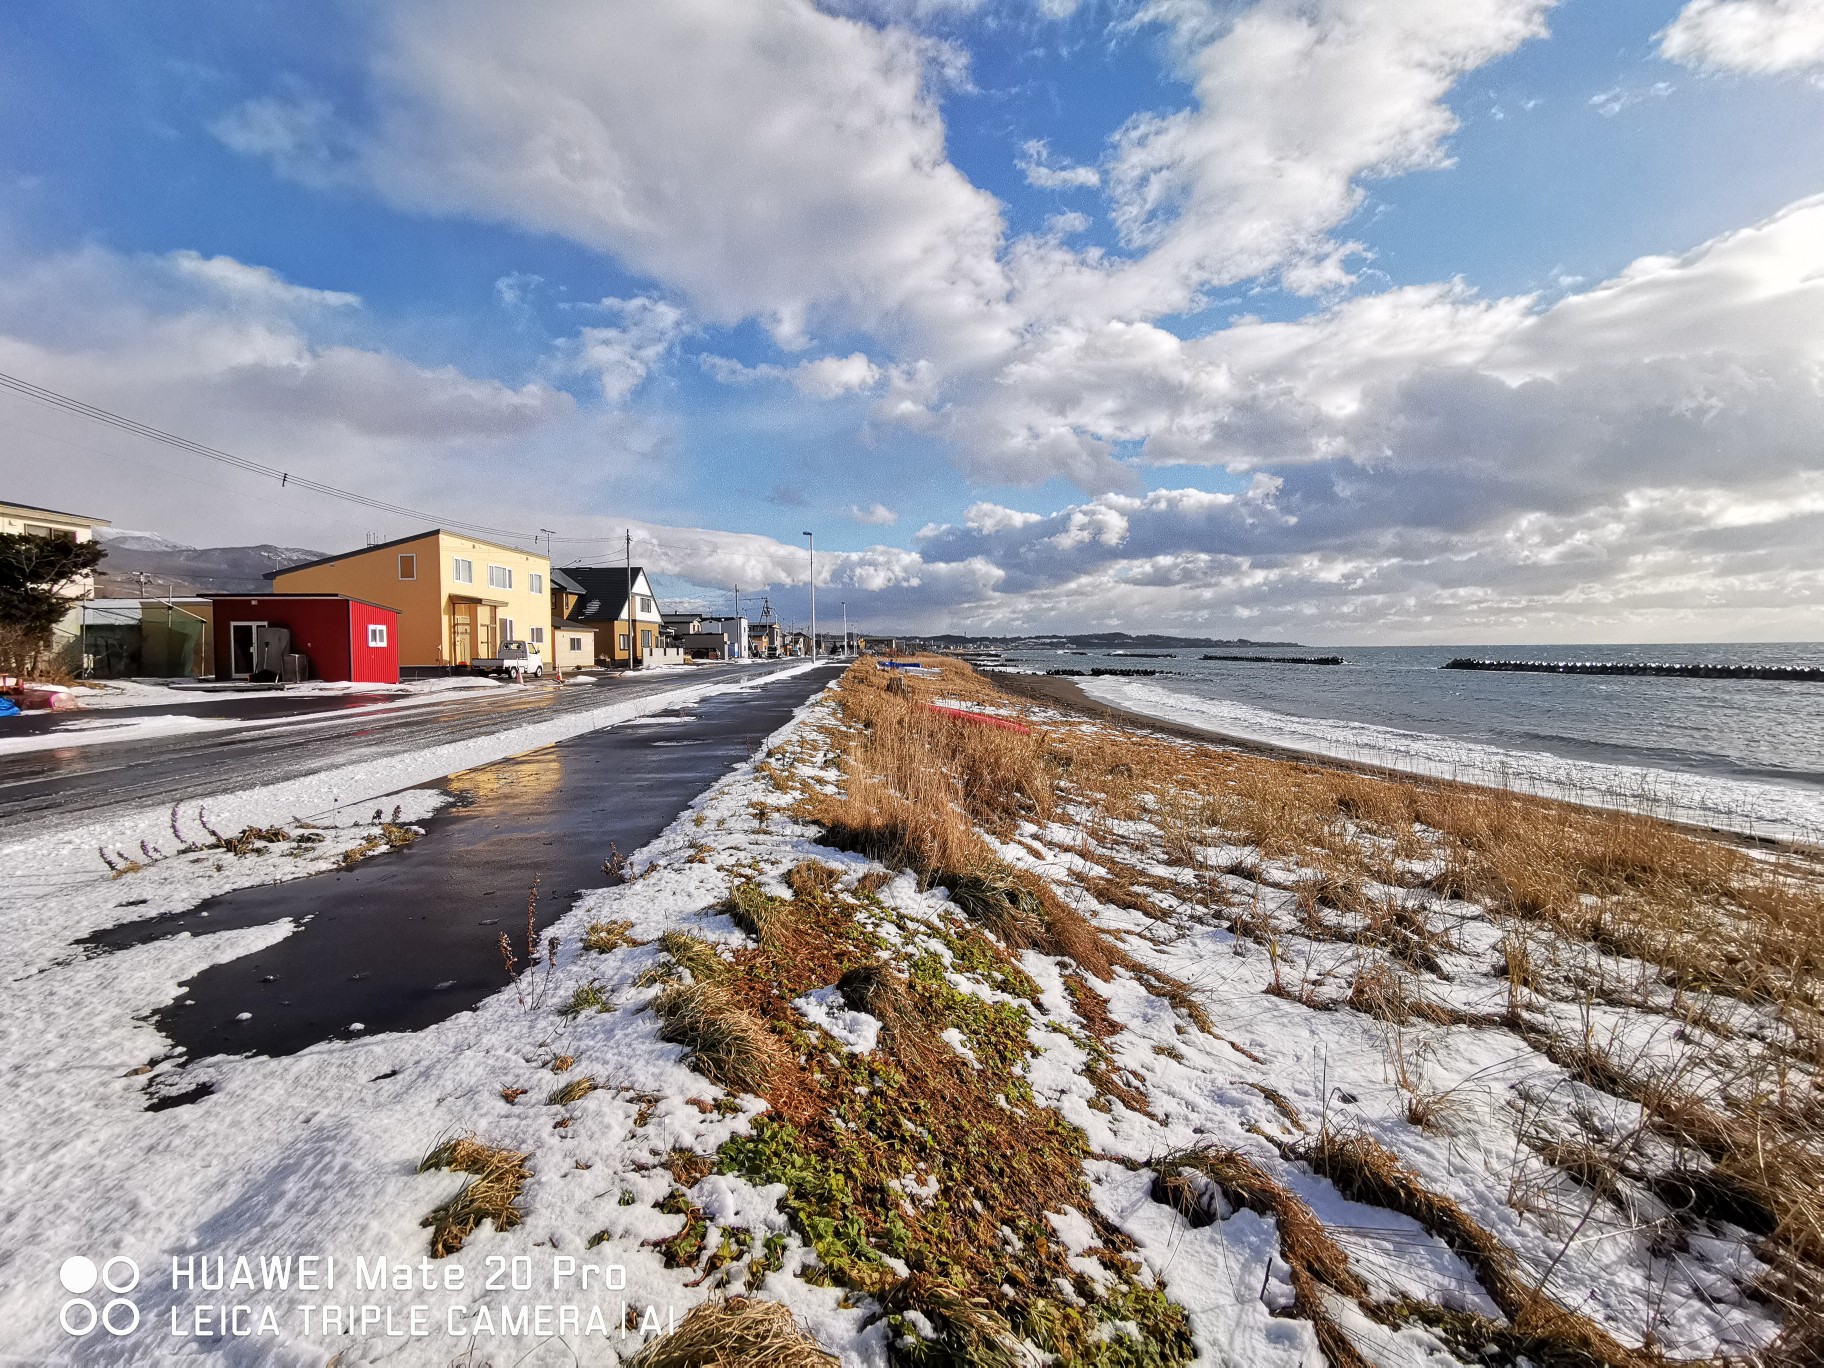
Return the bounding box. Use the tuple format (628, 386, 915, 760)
(209, 596, 398, 682)
(346, 599, 401, 683)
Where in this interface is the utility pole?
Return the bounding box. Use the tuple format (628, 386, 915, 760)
(625, 528, 638, 670)
(802, 532, 816, 658)
(842, 601, 849, 658)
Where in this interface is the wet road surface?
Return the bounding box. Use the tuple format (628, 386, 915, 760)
(1, 689, 400, 737)
(82, 663, 839, 1060)
(2, 663, 792, 837)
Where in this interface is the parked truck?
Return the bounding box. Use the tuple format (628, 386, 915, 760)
(472, 641, 544, 678)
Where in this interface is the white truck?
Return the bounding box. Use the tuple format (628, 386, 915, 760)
(473, 641, 545, 678)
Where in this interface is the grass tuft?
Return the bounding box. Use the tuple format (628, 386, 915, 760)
(656, 981, 789, 1094)
(625, 1296, 837, 1367)
(582, 918, 636, 953)
(418, 1136, 530, 1258)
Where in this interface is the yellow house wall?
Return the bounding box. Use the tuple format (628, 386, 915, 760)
(271, 531, 552, 668)
(439, 534, 552, 662)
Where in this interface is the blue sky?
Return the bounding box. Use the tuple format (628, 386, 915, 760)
(2, 0, 1821, 641)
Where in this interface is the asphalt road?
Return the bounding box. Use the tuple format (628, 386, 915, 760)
(82, 661, 841, 1062)
(1, 663, 806, 837)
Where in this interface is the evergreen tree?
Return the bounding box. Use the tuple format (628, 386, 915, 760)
(0, 531, 105, 675)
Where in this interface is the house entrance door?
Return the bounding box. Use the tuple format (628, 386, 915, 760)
(450, 602, 475, 664)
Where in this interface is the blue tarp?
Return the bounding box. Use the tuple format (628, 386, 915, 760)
(0, 698, 19, 718)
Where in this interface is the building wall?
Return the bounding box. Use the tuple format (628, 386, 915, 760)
(346, 600, 402, 683)
(208, 596, 400, 682)
(553, 625, 597, 670)
(0, 503, 106, 602)
(441, 533, 553, 659)
(272, 533, 441, 663)
(272, 532, 551, 668)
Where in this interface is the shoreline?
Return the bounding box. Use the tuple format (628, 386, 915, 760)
(986, 669, 1429, 779)
(986, 668, 1814, 853)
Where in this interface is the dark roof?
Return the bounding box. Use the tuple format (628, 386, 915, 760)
(558, 565, 656, 625)
(550, 567, 588, 596)
(203, 591, 399, 614)
(271, 528, 543, 578)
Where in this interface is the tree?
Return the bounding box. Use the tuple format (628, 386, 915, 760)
(0, 531, 105, 679)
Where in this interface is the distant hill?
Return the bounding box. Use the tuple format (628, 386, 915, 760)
(92, 530, 326, 597)
(901, 631, 1303, 649)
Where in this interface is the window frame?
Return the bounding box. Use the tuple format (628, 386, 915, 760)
(367, 623, 389, 648)
(451, 557, 474, 585)
(487, 564, 513, 590)
(398, 553, 417, 580)
(529, 626, 545, 644)
(529, 572, 544, 595)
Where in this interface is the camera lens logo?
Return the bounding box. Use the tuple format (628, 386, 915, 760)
(59, 1256, 140, 1336)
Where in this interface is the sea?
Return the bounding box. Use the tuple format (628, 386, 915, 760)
(993, 642, 1824, 843)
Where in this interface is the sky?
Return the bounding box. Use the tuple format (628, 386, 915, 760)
(1, 0, 1821, 644)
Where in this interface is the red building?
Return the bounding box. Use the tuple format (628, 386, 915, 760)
(206, 594, 400, 684)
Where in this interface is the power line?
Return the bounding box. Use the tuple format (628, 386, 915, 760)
(0, 368, 541, 545)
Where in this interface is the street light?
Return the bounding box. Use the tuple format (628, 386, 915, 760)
(802, 532, 816, 658)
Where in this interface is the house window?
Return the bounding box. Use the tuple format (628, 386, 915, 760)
(488, 564, 512, 589)
(22, 522, 76, 541)
(368, 624, 389, 647)
(529, 572, 543, 594)
(500, 618, 515, 644)
(398, 554, 416, 580)
(618, 632, 630, 650)
(529, 626, 545, 644)
(641, 629, 653, 650)
(638, 594, 654, 614)
(452, 557, 474, 584)
(568, 636, 583, 652)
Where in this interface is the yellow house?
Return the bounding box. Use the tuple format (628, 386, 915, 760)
(271, 530, 552, 670)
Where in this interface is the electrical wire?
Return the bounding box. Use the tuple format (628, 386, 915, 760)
(0, 368, 543, 545)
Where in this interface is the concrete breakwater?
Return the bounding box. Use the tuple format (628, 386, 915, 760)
(1444, 658, 1824, 682)
(1048, 667, 1170, 678)
(1202, 653, 1345, 666)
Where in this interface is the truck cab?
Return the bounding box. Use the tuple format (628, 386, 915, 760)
(474, 641, 544, 678)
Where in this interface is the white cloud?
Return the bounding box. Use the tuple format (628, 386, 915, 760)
(1017, 139, 1100, 190)
(703, 350, 883, 397)
(221, 0, 1010, 360)
(566, 296, 687, 403)
(1660, 0, 1824, 74)
(168, 251, 361, 311)
(848, 501, 899, 524)
(1588, 82, 1674, 117)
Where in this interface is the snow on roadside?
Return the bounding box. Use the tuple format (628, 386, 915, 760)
(0, 668, 836, 1365)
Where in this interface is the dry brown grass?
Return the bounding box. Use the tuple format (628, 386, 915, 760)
(582, 918, 637, 953)
(655, 981, 790, 1095)
(418, 1136, 530, 1258)
(1152, 1144, 1370, 1368)
(625, 1296, 837, 1367)
(1300, 1127, 1654, 1368)
(873, 1273, 1026, 1367)
(727, 879, 800, 944)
